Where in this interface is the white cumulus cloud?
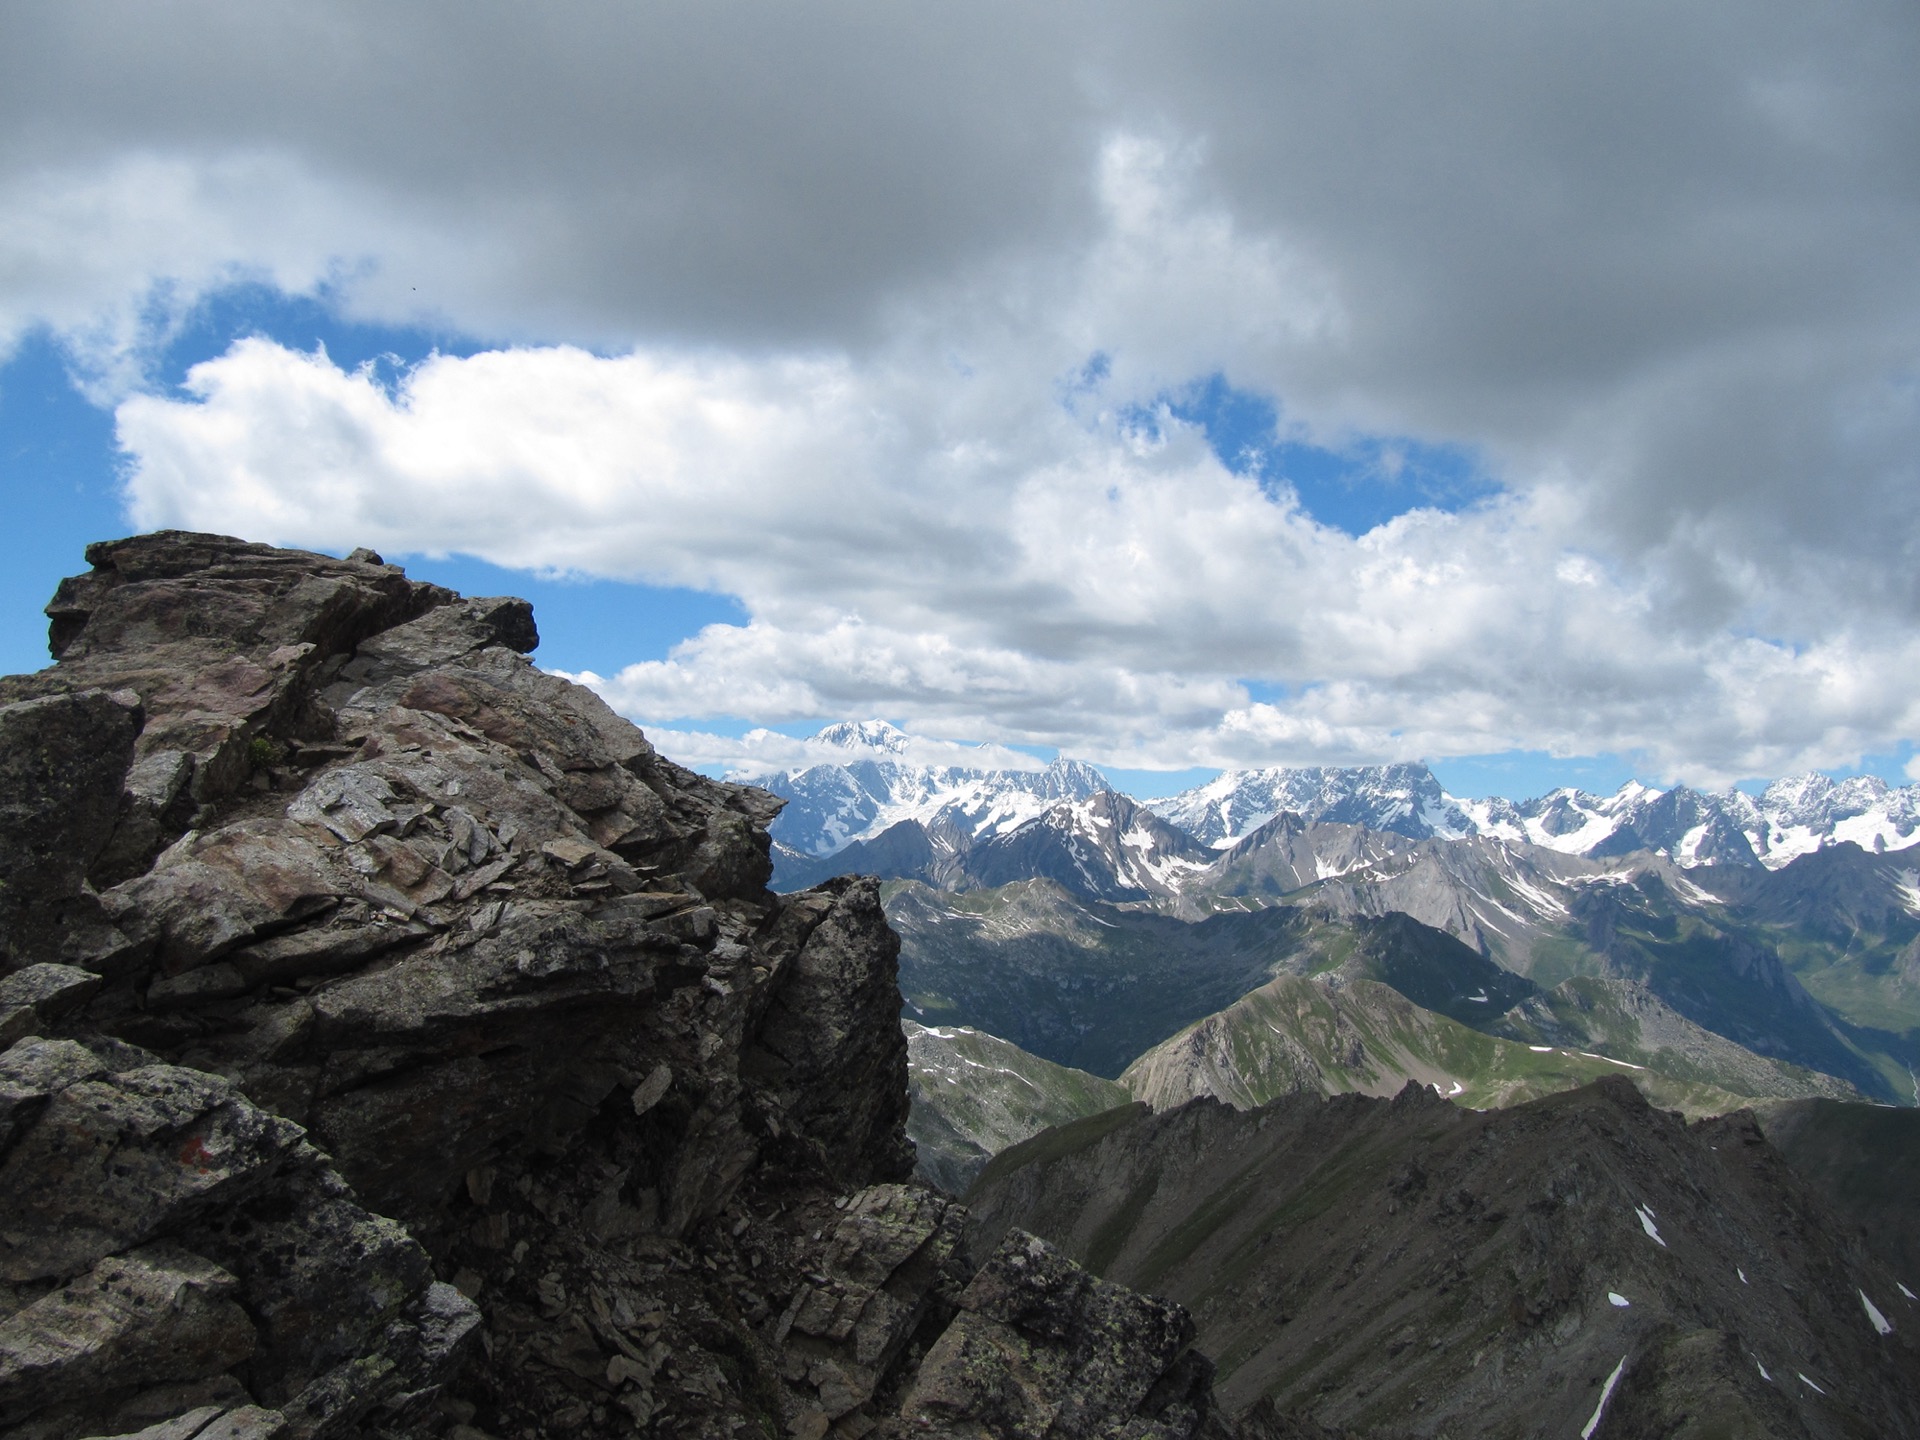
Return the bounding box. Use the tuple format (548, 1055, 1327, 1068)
(1, 3, 1916, 781)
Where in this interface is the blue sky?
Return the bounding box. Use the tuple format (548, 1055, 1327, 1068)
(5, 4, 1919, 795)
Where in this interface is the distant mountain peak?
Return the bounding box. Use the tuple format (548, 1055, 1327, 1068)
(810, 718, 914, 754)
(743, 721, 1920, 878)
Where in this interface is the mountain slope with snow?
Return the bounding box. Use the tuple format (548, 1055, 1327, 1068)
(746, 721, 1112, 858)
(730, 721, 1920, 873)
(1149, 762, 1481, 845)
(1153, 763, 1920, 869)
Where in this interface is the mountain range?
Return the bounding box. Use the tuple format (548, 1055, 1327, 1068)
(745, 721, 1920, 874)
(889, 873, 1883, 1100)
(9, 539, 1917, 1440)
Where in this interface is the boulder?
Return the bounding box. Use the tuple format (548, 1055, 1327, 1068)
(888, 1231, 1225, 1440)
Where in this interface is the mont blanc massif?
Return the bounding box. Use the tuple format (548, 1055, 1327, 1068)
(0, 536, 1914, 1440)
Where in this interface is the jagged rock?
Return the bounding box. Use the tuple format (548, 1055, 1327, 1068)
(90, 1404, 289, 1440)
(0, 1245, 255, 1427)
(885, 1230, 1226, 1440)
(0, 968, 102, 1052)
(0, 1034, 476, 1440)
(0, 534, 1254, 1440)
(772, 1184, 968, 1423)
(754, 880, 915, 1185)
(0, 1050, 307, 1282)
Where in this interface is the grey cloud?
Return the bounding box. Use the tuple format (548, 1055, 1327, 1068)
(0, 2, 1097, 344)
(10, 1, 1920, 772)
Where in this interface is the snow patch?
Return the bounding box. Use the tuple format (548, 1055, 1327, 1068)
(1672, 874, 1724, 906)
(1580, 1051, 1647, 1071)
(1738, 1268, 1748, 1285)
(1505, 873, 1569, 919)
(1634, 1205, 1666, 1247)
(1529, 1045, 1554, 1052)
(1607, 1292, 1629, 1307)
(1755, 1359, 1771, 1381)
(1860, 1289, 1894, 1336)
(1581, 1356, 1628, 1439)
(1797, 1372, 1825, 1396)
(1899, 1282, 1916, 1301)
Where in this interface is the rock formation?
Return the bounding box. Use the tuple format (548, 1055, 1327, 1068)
(0, 535, 1248, 1440)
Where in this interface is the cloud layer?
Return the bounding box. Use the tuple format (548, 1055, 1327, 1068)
(8, 3, 1920, 781)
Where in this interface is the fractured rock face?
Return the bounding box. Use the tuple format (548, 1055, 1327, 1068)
(0, 1035, 472, 1440)
(887, 1231, 1229, 1440)
(0, 1244, 255, 1427)
(0, 689, 142, 969)
(0, 533, 1252, 1440)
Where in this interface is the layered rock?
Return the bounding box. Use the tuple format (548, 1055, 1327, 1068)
(0, 534, 1241, 1440)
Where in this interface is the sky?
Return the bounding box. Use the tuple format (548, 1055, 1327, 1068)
(3, 2, 1919, 799)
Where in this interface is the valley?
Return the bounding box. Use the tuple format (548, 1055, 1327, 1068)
(740, 731, 1920, 1212)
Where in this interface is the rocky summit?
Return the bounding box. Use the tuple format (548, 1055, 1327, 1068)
(0, 534, 1256, 1440)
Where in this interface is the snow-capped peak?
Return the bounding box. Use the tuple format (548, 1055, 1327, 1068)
(811, 719, 914, 755)
(1147, 765, 1920, 870)
(698, 720, 1920, 873)
(1148, 763, 1479, 848)
(747, 733, 1114, 859)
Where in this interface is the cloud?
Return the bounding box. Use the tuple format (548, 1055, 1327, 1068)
(11, 3, 1920, 780)
(621, 722, 1051, 779)
(114, 287, 1920, 784)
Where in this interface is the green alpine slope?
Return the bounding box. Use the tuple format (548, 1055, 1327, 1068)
(888, 877, 1324, 1076)
(1118, 973, 1772, 1117)
(887, 876, 1873, 1106)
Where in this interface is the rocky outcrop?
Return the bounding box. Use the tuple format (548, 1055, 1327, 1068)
(0, 1035, 472, 1440)
(884, 1231, 1232, 1439)
(0, 534, 1243, 1440)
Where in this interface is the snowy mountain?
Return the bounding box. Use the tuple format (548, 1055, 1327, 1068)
(731, 721, 1920, 875)
(1148, 762, 1479, 845)
(962, 790, 1215, 902)
(747, 720, 1111, 858)
(773, 789, 1215, 903)
(1153, 763, 1920, 869)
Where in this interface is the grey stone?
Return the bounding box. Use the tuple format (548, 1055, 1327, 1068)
(0, 966, 102, 1050)
(0, 1059, 304, 1281)
(0, 690, 141, 967)
(0, 1244, 255, 1427)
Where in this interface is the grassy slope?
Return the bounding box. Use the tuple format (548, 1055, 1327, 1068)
(889, 876, 1869, 1107)
(1118, 974, 1760, 1117)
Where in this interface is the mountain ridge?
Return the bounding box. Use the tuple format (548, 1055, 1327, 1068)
(964, 1078, 1920, 1435)
(736, 721, 1920, 874)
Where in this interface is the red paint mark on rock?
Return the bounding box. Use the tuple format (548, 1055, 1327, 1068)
(177, 1135, 215, 1170)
